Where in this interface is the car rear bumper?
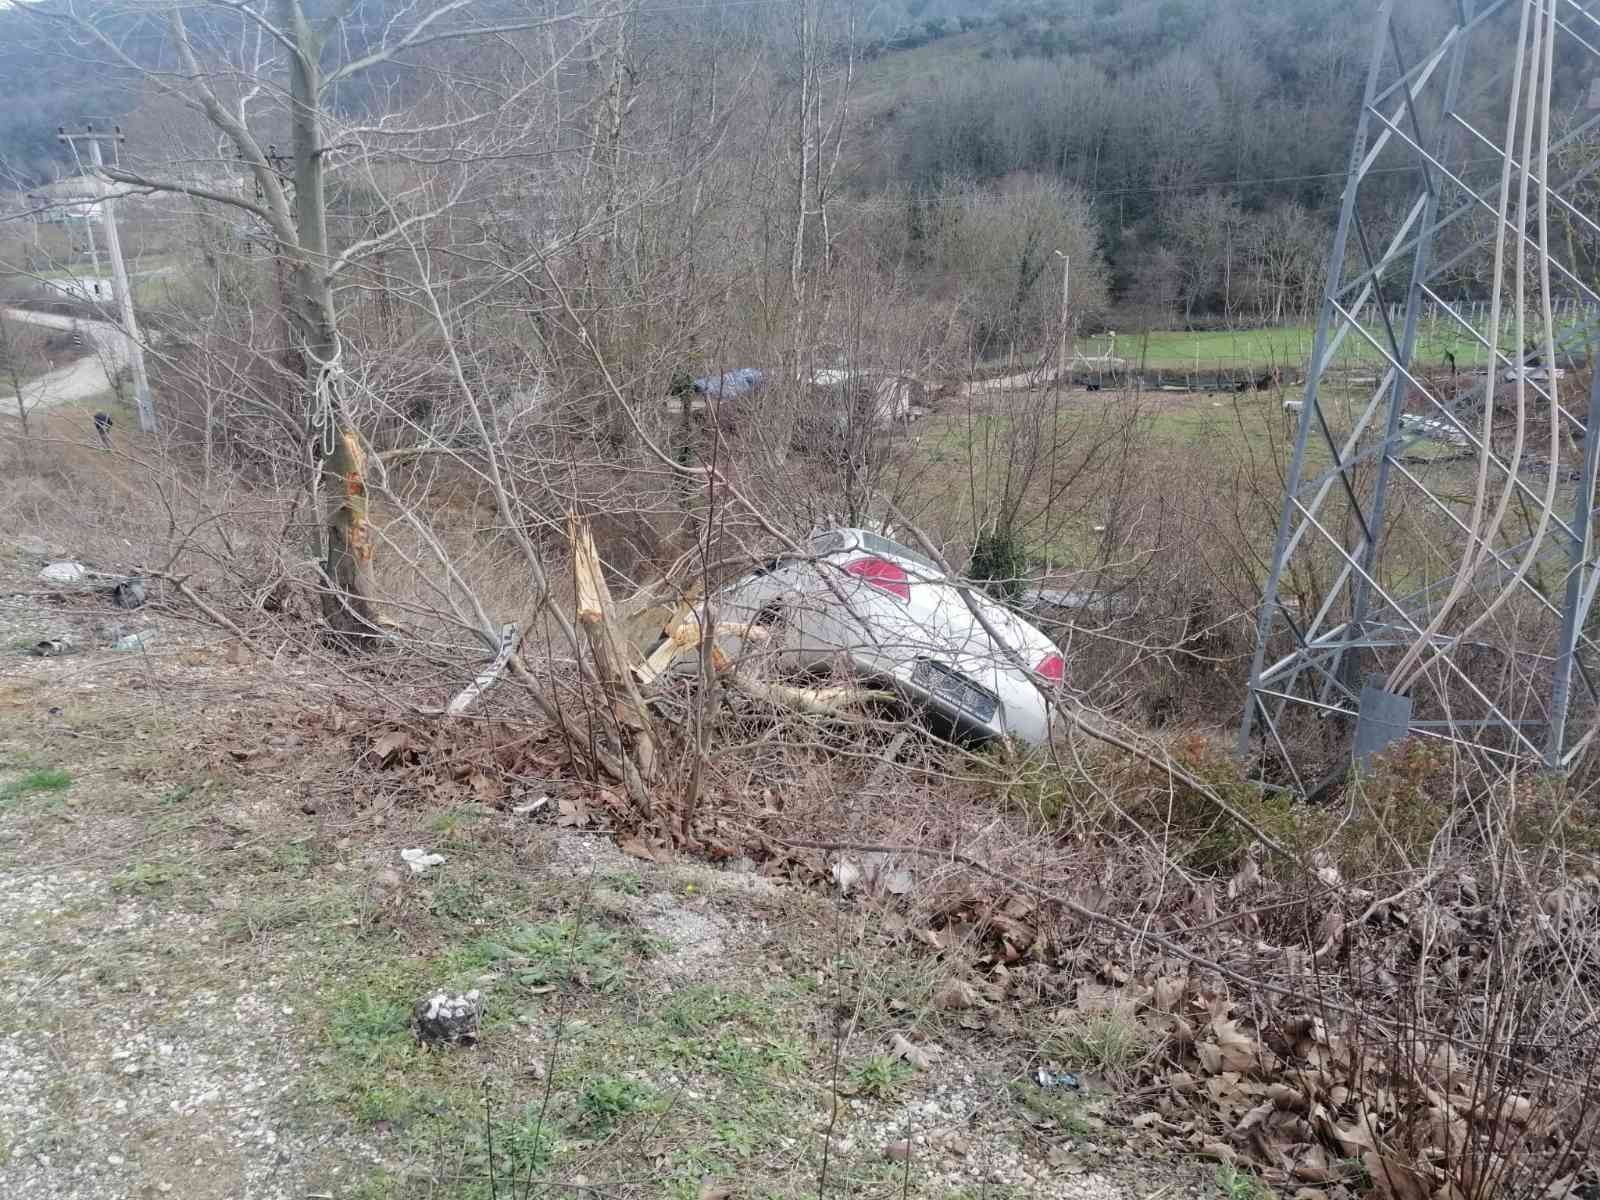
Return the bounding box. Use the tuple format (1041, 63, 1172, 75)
(861, 654, 1052, 746)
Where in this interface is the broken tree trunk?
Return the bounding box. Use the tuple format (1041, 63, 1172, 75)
(320, 424, 385, 643)
(570, 516, 660, 808)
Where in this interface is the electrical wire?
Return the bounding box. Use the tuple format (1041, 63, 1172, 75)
(1384, 0, 1536, 692)
(1400, 0, 1565, 692)
(1390, 0, 1566, 697)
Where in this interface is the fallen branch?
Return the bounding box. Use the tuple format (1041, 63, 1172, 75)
(149, 571, 254, 646)
(443, 622, 519, 717)
(722, 671, 894, 717)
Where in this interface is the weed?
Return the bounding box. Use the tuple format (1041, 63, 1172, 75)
(469, 919, 641, 993)
(157, 783, 196, 806)
(599, 869, 644, 895)
(1050, 1010, 1155, 1079)
(330, 989, 413, 1061)
(851, 1053, 914, 1099)
(495, 1102, 557, 1174)
(660, 985, 760, 1035)
(0, 767, 72, 804)
(1215, 1162, 1273, 1200)
(109, 861, 188, 894)
(578, 1076, 654, 1131)
(430, 879, 492, 925)
(1008, 1079, 1091, 1136)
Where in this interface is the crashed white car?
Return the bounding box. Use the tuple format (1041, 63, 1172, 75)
(707, 528, 1065, 746)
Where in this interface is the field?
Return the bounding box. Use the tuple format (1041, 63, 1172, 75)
(1128, 310, 1600, 375)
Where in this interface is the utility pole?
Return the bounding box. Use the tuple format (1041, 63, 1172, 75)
(59, 124, 157, 434)
(1054, 250, 1072, 385)
(80, 202, 103, 281)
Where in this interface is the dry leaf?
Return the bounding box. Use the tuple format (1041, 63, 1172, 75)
(370, 731, 411, 762)
(889, 1032, 937, 1070)
(1294, 1146, 1334, 1183)
(1228, 855, 1261, 899)
(1153, 976, 1185, 1012)
(935, 979, 980, 1010)
(1236, 1100, 1275, 1134)
(620, 836, 669, 864)
(1364, 1151, 1432, 1200)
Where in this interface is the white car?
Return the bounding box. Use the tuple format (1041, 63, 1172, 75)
(706, 528, 1066, 746)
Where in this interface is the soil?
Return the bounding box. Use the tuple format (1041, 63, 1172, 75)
(0, 536, 1225, 1200)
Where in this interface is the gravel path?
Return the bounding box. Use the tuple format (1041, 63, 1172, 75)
(0, 308, 129, 413)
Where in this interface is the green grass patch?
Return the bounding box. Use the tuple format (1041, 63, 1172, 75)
(1130, 314, 1597, 373)
(467, 919, 647, 993)
(850, 1053, 915, 1100)
(109, 860, 191, 895)
(577, 1075, 656, 1131)
(0, 767, 73, 804)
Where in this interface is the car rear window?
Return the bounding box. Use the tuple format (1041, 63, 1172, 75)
(860, 530, 937, 574)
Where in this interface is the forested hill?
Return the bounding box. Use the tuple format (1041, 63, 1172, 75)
(2, 0, 1574, 321)
(1, 0, 1408, 194)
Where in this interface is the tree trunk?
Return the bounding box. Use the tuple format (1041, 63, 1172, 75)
(282, 0, 384, 645)
(321, 425, 384, 642)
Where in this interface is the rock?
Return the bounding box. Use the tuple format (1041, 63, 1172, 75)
(39, 561, 88, 585)
(112, 629, 159, 652)
(109, 578, 146, 609)
(413, 989, 483, 1045)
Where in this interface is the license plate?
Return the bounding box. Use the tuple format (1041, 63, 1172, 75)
(912, 659, 998, 721)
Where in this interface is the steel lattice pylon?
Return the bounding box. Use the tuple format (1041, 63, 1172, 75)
(1241, 0, 1600, 783)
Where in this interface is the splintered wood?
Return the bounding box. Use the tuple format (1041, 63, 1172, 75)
(569, 515, 659, 784)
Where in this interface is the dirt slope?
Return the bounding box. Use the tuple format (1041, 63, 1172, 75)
(0, 536, 1224, 1200)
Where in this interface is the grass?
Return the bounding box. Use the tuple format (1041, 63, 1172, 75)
(1130, 312, 1599, 373)
(0, 766, 72, 805)
(0, 606, 1222, 1200)
(577, 1075, 656, 1130)
(1215, 1162, 1274, 1200)
(1049, 1010, 1156, 1080)
(468, 918, 646, 993)
(850, 1052, 915, 1099)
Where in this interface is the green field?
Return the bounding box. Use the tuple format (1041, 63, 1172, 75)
(1128, 315, 1598, 374)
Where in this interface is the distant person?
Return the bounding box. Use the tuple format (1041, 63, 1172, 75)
(93, 411, 112, 450)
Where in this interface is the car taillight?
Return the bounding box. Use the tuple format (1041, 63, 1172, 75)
(1036, 653, 1065, 683)
(844, 556, 911, 601)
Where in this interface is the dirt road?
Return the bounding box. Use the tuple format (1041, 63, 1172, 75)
(0, 308, 129, 414)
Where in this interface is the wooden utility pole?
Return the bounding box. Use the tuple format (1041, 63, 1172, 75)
(59, 124, 156, 433)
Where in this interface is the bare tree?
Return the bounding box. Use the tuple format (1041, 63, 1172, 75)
(0, 308, 47, 434)
(36, 0, 592, 644)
